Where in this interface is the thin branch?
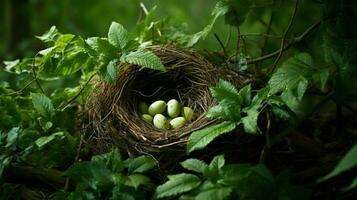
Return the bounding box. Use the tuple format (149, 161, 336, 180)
(214, 33, 228, 57)
(31, 54, 45, 94)
(56, 73, 96, 111)
(230, 20, 322, 64)
(7, 79, 36, 96)
(241, 33, 283, 39)
(271, 0, 299, 72)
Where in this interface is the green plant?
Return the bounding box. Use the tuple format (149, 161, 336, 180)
(156, 155, 308, 200)
(57, 148, 157, 199)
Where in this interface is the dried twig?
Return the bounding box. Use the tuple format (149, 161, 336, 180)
(214, 33, 228, 58)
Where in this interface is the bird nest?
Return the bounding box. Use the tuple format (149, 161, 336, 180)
(87, 46, 243, 155)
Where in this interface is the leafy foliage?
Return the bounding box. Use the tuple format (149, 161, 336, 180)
(156, 155, 308, 200)
(62, 148, 157, 199)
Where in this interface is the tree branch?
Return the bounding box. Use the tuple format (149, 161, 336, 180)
(271, 0, 299, 72)
(229, 20, 322, 64)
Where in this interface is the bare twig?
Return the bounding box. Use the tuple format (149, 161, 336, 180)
(214, 33, 228, 57)
(57, 73, 96, 111)
(7, 79, 36, 96)
(230, 20, 322, 64)
(271, 0, 299, 73)
(31, 55, 45, 94)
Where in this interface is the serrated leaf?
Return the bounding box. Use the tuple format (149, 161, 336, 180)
(221, 164, 252, 184)
(187, 121, 236, 153)
(91, 148, 124, 173)
(268, 53, 324, 110)
(108, 22, 129, 49)
(31, 93, 54, 119)
(180, 159, 208, 174)
(156, 173, 201, 199)
(319, 144, 357, 181)
(125, 155, 157, 174)
(35, 132, 64, 149)
(210, 79, 240, 104)
(196, 187, 232, 200)
(206, 104, 241, 121)
(120, 49, 166, 72)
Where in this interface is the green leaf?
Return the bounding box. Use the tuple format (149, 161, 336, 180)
(184, 1, 229, 47)
(209, 155, 225, 170)
(206, 104, 241, 121)
(196, 187, 232, 200)
(125, 174, 151, 189)
(241, 105, 260, 134)
(343, 177, 357, 191)
(3, 59, 20, 72)
(221, 164, 252, 184)
(5, 127, 21, 148)
(35, 132, 64, 149)
(237, 84, 252, 107)
(57, 50, 89, 75)
(31, 93, 54, 119)
(64, 161, 113, 190)
(187, 121, 236, 153)
(268, 53, 324, 110)
(180, 159, 208, 174)
(35, 26, 60, 43)
(250, 164, 275, 183)
(319, 144, 357, 181)
(104, 60, 117, 83)
(156, 173, 201, 199)
(124, 155, 157, 174)
(108, 22, 129, 49)
(120, 49, 166, 72)
(210, 79, 239, 103)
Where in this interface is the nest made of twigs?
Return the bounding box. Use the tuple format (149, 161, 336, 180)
(87, 46, 243, 155)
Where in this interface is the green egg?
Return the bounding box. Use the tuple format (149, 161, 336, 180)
(167, 99, 181, 118)
(153, 114, 169, 129)
(169, 117, 186, 129)
(141, 114, 153, 124)
(148, 100, 166, 116)
(182, 107, 194, 121)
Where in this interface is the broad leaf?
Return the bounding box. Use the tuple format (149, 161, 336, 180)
(210, 79, 239, 103)
(124, 155, 157, 174)
(156, 173, 201, 198)
(241, 105, 260, 134)
(57, 50, 89, 75)
(35, 132, 64, 149)
(125, 174, 151, 189)
(180, 159, 208, 174)
(108, 22, 129, 49)
(120, 49, 166, 71)
(206, 104, 241, 121)
(31, 93, 54, 119)
(105, 60, 117, 83)
(269, 53, 329, 110)
(64, 161, 113, 190)
(196, 187, 232, 200)
(187, 121, 236, 153)
(319, 144, 357, 181)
